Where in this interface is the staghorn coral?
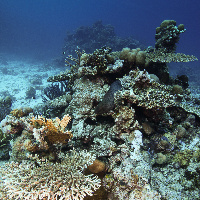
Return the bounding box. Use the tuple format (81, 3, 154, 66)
(0, 149, 101, 200)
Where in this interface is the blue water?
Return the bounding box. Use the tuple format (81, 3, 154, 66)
(0, 0, 199, 64)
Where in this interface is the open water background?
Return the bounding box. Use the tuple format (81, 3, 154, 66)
(0, 0, 199, 67)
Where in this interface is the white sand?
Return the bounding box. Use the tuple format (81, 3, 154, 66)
(0, 60, 63, 110)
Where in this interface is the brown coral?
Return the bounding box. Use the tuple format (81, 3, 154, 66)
(88, 159, 106, 174)
(10, 107, 33, 118)
(23, 139, 38, 152)
(30, 115, 72, 145)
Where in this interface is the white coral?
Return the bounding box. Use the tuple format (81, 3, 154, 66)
(0, 149, 101, 200)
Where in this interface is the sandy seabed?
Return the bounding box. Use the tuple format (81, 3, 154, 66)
(0, 60, 63, 110)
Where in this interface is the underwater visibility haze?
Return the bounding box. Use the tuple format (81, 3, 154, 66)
(0, 0, 200, 199)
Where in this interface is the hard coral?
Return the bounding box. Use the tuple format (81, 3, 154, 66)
(30, 114, 72, 145)
(119, 47, 147, 67)
(0, 149, 101, 200)
(155, 20, 186, 53)
(146, 49, 198, 63)
(10, 107, 33, 118)
(88, 159, 106, 174)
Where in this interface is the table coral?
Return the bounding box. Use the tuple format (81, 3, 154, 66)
(146, 49, 198, 63)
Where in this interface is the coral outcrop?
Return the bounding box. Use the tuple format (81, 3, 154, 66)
(0, 20, 199, 200)
(155, 20, 186, 53)
(95, 80, 122, 115)
(0, 114, 72, 161)
(63, 20, 144, 56)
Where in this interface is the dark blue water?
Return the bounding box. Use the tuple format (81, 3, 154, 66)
(0, 0, 199, 64)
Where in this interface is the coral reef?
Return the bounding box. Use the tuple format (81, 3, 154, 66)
(0, 149, 101, 199)
(63, 20, 145, 56)
(155, 20, 186, 53)
(0, 113, 72, 161)
(0, 95, 12, 121)
(0, 20, 200, 200)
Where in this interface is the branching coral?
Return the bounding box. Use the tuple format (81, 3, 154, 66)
(115, 69, 176, 110)
(0, 149, 101, 200)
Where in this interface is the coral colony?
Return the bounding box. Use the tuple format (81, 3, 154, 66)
(0, 20, 200, 199)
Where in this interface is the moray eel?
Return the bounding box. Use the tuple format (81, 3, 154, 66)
(95, 80, 122, 115)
